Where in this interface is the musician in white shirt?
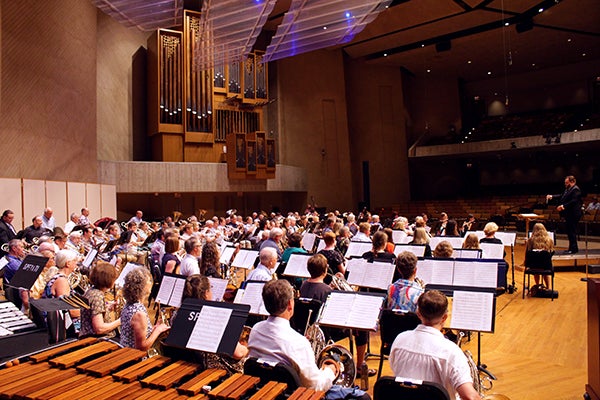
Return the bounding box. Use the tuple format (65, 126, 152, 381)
(180, 237, 201, 276)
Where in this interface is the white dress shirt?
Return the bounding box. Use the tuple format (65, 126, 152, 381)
(351, 232, 371, 242)
(180, 253, 200, 276)
(245, 263, 273, 282)
(248, 316, 335, 392)
(389, 324, 473, 399)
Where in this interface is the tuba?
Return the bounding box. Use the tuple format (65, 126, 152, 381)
(317, 344, 357, 387)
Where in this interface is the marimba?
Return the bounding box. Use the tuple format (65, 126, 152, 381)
(0, 338, 325, 400)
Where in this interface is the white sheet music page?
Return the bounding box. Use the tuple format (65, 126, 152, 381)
(392, 230, 407, 244)
(345, 257, 364, 272)
(368, 262, 396, 290)
(169, 278, 186, 308)
(320, 292, 352, 327)
(115, 262, 141, 288)
(431, 260, 454, 285)
(416, 259, 435, 285)
(453, 261, 497, 288)
(156, 275, 175, 305)
(0, 257, 8, 271)
(480, 243, 505, 259)
(346, 294, 384, 330)
(233, 250, 258, 269)
(208, 277, 229, 301)
(346, 259, 369, 285)
(186, 306, 232, 353)
(345, 242, 371, 258)
(302, 233, 317, 251)
(450, 291, 494, 332)
(236, 282, 267, 315)
(394, 245, 425, 258)
(82, 249, 97, 268)
(219, 246, 236, 265)
(284, 254, 310, 278)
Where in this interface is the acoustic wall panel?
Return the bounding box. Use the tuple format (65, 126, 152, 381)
(46, 181, 67, 230)
(86, 183, 102, 224)
(101, 184, 117, 219)
(22, 179, 45, 227)
(0, 178, 23, 230)
(67, 182, 86, 222)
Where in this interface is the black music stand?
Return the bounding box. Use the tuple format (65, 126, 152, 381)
(165, 298, 249, 357)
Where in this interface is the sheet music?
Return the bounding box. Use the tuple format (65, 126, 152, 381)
(416, 259, 454, 285)
(346, 261, 395, 290)
(109, 255, 118, 266)
(394, 245, 426, 258)
(345, 242, 372, 258)
(284, 254, 310, 278)
(346, 294, 384, 330)
(392, 230, 407, 244)
(450, 291, 494, 332)
(452, 261, 498, 288)
(319, 292, 383, 331)
(82, 249, 97, 268)
(316, 240, 326, 253)
(302, 233, 317, 252)
(495, 231, 517, 246)
(480, 243, 505, 259)
(208, 277, 228, 301)
(453, 249, 481, 259)
(186, 306, 232, 353)
(155, 275, 186, 307)
(231, 249, 258, 269)
(235, 282, 268, 315)
(219, 246, 236, 265)
(345, 257, 364, 272)
(0, 257, 8, 271)
(114, 262, 141, 288)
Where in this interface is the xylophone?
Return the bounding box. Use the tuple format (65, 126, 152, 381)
(0, 338, 325, 400)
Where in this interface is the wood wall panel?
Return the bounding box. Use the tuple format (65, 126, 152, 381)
(67, 182, 86, 220)
(101, 184, 117, 219)
(86, 183, 102, 223)
(45, 181, 68, 229)
(0, 178, 23, 230)
(22, 180, 45, 224)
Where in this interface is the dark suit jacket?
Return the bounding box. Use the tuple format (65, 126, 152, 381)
(0, 220, 16, 245)
(551, 185, 583, 220)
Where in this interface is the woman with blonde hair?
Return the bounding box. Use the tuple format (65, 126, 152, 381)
(525, 223, 554, 288)
(409, 227, 432, 258)
(462, 233, 480, 250)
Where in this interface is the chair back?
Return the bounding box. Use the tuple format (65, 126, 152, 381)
(243, 357, 301, 391)
(374, 376, 450, 400)
(379, 309, 420, 357)
(290, 297, 322, 335)
(524, 249, 553, 270)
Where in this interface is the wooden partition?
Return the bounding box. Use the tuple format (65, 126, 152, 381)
(0, 179, 116, 230)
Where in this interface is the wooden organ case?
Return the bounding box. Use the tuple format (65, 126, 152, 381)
(147, 11, 275, 180)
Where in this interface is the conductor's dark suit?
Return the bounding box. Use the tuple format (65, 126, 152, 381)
(549, 184, 583, 252)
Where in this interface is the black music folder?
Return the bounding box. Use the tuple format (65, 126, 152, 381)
(165, 298, 250, 357)
(6, 255, 48, 290)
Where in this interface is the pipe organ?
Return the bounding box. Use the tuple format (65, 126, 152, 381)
(148, 10, 274, 179)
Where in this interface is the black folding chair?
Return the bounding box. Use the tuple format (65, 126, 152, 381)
(374, 376, 450, 400)
(377, 309, 420, 379)
(244, 357, 301, 394)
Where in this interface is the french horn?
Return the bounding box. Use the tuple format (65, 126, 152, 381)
(317, 344, 357, 387)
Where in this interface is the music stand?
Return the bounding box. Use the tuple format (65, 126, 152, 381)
(155, 273, 187, 308)
(165, 298, 250, 357)
(234, 280, 269, 316)
(5, 255, 48, 292)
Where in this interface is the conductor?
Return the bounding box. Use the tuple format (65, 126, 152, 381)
(546, 175, 583, 254)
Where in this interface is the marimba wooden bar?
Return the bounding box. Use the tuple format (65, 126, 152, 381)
(0, 339, 325, 400)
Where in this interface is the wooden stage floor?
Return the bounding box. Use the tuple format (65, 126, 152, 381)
(360, 240, 594, 400)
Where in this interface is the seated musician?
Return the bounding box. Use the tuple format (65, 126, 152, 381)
(120, 266, 169, 350)
(389, 290, 479, 400)
(361, 231, 395, 263)
(351, 222, 371, 243)
(317, 232, 346, 276)
(245, 247, 278, 282)
(79, 261, 121, 338)
(248, 280, 370, 399)
(281, 232, 307, 263)
(180, 237, 201, 277)
(462, 233, 480, 250)
(299, 254, 331, 303)
(161, 235, 181, 275)
(181, 275, 248, 374)
(43, 249, 81, 343)
(387, 251, 424, 313)
(433, 240, 454, 258)
(200, 241, 223, 278)
(480, 222, 502, 245)
(409, 227, 432, 258)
